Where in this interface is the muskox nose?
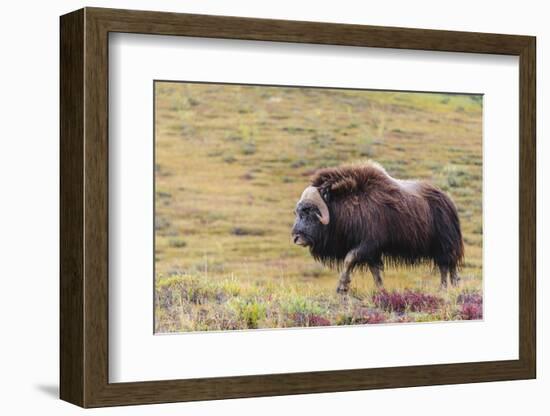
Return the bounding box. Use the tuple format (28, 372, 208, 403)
(292, 233, 308, 246)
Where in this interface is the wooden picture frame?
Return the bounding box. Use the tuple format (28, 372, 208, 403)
(60, 7, 536, 408)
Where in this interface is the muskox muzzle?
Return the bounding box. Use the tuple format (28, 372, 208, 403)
(291, 233, 309, 246)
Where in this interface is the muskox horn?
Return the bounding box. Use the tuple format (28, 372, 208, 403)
(298, 186, 330, 225)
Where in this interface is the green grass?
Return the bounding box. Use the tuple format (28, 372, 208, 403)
(154, 82, 483, 332)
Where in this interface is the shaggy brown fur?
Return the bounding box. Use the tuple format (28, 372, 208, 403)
(292, 162, 464, 292)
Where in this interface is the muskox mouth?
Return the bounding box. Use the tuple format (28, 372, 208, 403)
(292, 234, 309, 247)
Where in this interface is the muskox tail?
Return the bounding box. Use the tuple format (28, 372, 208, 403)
(427, 188, 465, 270)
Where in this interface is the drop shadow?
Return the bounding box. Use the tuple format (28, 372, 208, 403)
(35, 384, 59, 399)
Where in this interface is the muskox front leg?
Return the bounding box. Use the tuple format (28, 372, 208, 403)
(368, 264, 384, 288)
(336, 249, 358, 294)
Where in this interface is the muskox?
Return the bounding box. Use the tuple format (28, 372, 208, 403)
(291, 162, 464, 293)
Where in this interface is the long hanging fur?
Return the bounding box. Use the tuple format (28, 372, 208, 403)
(308, 162, 464, 271)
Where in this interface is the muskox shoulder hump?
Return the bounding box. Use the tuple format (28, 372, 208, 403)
(311, 161, 395, 198)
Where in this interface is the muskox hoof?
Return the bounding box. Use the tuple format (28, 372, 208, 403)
(336, 282, 350, 294)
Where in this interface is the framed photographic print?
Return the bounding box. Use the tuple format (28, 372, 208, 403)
(60, 7, 536, 408)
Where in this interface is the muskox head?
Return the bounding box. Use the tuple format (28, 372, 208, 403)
(291, 186, 330, 247)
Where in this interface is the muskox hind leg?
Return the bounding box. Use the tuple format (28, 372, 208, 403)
(439, 265, 460, 288)
(450, 266, 460, 287)
(336, 248, 358, 294)
(439, 265, 449, 289)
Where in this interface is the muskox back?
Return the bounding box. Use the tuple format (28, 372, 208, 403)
(309, 162, 464, 271)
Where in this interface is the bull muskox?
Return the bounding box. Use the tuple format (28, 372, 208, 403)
(291, 162, 464, 293)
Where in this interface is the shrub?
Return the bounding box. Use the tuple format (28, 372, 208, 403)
(156, 275, 219, 305)
(372, 290, 443, 313)
(241, 141, 256, 155)
(168, 239, 187, 248)
(231, 227, 266, 236)
(290, 159, 307, 168)
(460, 302, 483, 320)
(359, 137, 375, 157)
(154, 216, 171, 231)
(230, 299, 267, 329)
(188, 97, 200, 107)
(282, 296, 323, 317)
(352, 308, 387, 324)
(439, 164, 469, 189)
(308, 314, 332, 327)
(291, 313, 331, 327)
(336, 314, 354, 326)
(225, 134, 242, 142)
(457, 292, 483, 305)
(363, 311, 387, 324)
(457, 291, 483, 320)
(218, 279, 242, 297)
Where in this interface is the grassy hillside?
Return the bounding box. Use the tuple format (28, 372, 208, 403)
(154, 82, 483, 332)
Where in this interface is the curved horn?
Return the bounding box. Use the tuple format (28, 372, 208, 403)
(298, 186, 330, 225)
